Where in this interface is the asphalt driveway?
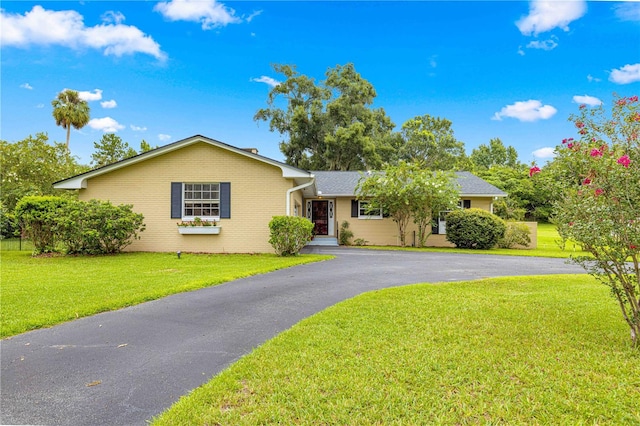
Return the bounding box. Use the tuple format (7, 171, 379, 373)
(1, 248, 585, 425)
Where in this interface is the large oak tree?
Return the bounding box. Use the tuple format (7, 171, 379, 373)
(255, 63, 395, 171)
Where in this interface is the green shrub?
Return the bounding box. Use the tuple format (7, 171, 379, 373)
(56, 200, 145, 254)
(268, 216, 314, 256)
(14, 196, 145, 255)
(445, 208, 506, 249)
(353, 238, 368, 246)
(338, 221, 354, 246)
(14, 196, 68, 254)
(0, 200, 19, 239)
(497, 221, 531, 249)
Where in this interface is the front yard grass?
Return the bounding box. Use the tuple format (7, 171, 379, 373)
(152, 274, 640, 425)
(0, 251, 331, 338)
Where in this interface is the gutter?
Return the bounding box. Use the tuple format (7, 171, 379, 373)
(286, 175, 315, 216)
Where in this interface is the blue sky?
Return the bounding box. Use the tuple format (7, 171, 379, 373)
(1, 0, 639, 166)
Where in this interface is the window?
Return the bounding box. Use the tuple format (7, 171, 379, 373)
(183, 183, 220, 219)
(459, 199, 471, 209)
(171, 182, 230, 220)
(358, 201, 382, 219)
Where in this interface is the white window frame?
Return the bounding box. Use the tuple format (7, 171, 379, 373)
(358, 200, 382, 219)
(182, 182, 220, 220)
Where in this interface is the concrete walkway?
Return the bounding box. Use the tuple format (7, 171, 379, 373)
(1, 248, 585, 425)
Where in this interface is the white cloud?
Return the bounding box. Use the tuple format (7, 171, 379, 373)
(532, 147, 555, 159)
(100, 100, 117, 109)
(158, 134, 172, 141)
(0, 6, 166, 60)
(101, 11, 126, 25)
(76, 89, 103, 101)
(572, 95, 602, 106)
(526, 38, 558, 51)
(20, 83, 33, 90)
(36, 103, 44, 108)
(88, 117, 124, 132)
(492, 100, 557, 122)
(130, 125, 147, 131)
(517, 46, 526, 56)
(516, 0, 587, 36)
(251, 76, 280, 88)
(609, 63, 640, 84)
(614, 2, 640, 21)
(154, 0, 241, 30)
(246, 10, 262, 23)
(587, 74, 601, 83)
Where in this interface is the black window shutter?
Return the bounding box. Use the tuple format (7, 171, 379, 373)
(171, 182, 182, 218)
(220, 182, 231, 219)
(463, 199, 471, 209)
(351, 200, 358, 217)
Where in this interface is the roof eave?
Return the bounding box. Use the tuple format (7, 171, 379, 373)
(53, 135, 312, 190)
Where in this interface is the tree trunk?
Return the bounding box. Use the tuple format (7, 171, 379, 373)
(65, 126, 71, 151)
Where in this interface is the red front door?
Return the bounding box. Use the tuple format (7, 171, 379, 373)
(311, 200, 329, 235)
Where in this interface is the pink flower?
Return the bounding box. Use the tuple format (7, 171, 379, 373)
(590, 148, 603, 157)
(617, 99, 627, 106)
(595, 188, 604, 196)
(576, 121, 585, 129)
(529, 166, 541, 177)
(617, 155, 631, 168)
(583, 178, 591, 185)
(630, 96, 639, 103)
(579, 104, 586, 109)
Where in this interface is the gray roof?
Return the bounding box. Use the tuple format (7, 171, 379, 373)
(313, 170, 506, 197)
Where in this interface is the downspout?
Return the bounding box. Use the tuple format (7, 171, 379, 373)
(286, 175, 315, 216)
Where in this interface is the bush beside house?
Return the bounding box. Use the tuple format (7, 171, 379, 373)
(14, 196, 145, 255)
(269, 216, 314, 256)
(445, 208, 506, 249)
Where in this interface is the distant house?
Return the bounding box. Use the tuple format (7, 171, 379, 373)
(54, 135, 508, 253)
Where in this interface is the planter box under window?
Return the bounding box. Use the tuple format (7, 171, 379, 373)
(178, 226, 221, 235)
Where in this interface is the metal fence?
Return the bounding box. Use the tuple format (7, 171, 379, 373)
(0, 238, 34, 251)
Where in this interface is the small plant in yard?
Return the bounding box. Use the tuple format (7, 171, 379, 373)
(496, 221, 531, 248)
(445, 208, 506, 249)
(353, 238, 368, 246)
(338, 220, 353, 245)
(268, 216, 314, 256)
(549, 94, 640, 347)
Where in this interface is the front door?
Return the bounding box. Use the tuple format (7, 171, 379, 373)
(311, 200, 329, 235)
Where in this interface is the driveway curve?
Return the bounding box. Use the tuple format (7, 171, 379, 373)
(1, 248, 585, 425)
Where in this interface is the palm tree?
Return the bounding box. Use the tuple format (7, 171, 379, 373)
(52, 89, 91, 151)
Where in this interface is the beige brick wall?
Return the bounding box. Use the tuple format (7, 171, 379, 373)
(327, 196, 502, 248)
(79, 142, 298, 253)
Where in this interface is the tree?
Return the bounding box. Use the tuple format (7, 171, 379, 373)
(397, 115, 465, 170)
(470, 138, 520, 170)
(51, 89, 91, 151)
(0, 133, 87, 213)
(139, 139, 155, 153)
(409, 168, 459, 247)
(91, 134, 137, 168)
(550, 94, 639, 347)
(255, 63, 395, 170)
(356, 162, 459, 247)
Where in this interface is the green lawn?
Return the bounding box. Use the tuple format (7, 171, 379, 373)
(0, 251, 331, 338)
(152, 275, 640, 425)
